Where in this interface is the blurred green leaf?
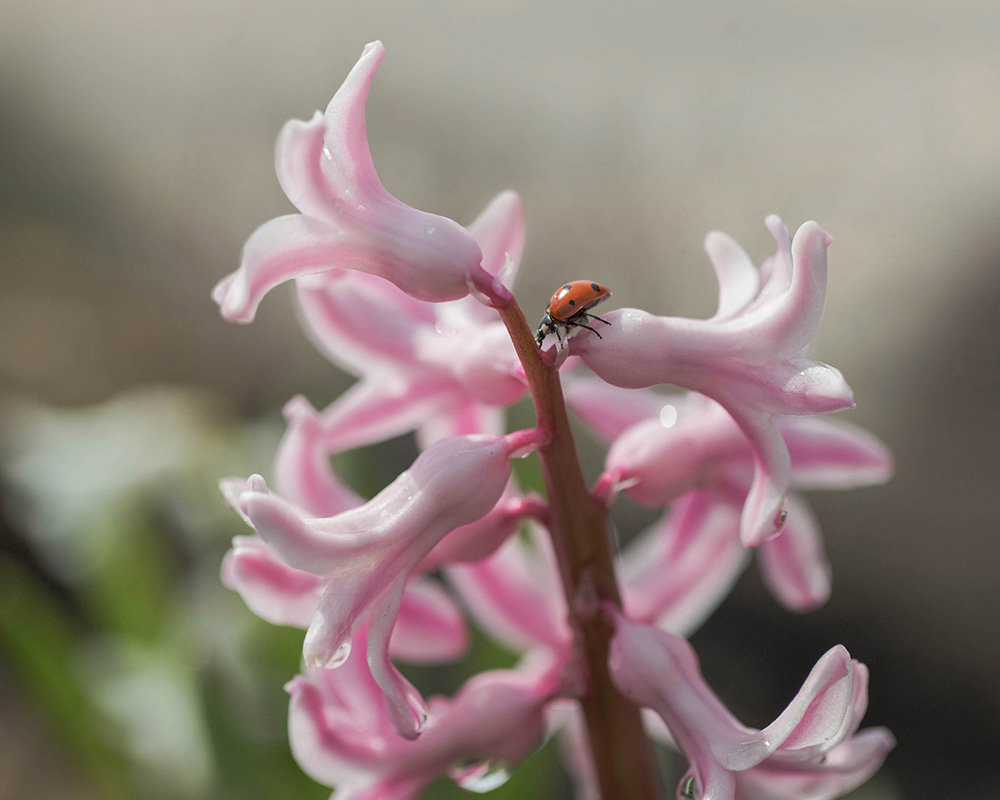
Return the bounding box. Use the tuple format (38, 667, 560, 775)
(80, 500, 174, 641)
(0, 555, 131, 799)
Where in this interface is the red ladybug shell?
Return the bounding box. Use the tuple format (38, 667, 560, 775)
(546, 280, 612, 322)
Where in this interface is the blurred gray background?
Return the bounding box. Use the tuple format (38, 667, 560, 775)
(2, 1, 999, 798)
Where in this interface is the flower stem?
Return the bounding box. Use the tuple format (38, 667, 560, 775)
(494, 296, 662, 800)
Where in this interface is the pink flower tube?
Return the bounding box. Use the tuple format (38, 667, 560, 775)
(212, 41, 502, 324)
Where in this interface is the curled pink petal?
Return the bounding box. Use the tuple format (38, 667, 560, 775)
(421, 486, 545, 568)
(718, 219, 831, 363)
(735, 728, 895, 800)
(758, 495, 832, 612)
(460, 190, 526, 324)
(705, 231, 759, 321)
(722, 403, 791, 547)
(563, 374, 681, 443)
(316, 41, 490, 300)
(447, 524, 571, 653)
(274, 111, 334, 222)
(608, 615, 868, 799)
(570, 218, 851, 427)
(750, 646, 856, 767)
(598, 393, 726, 506)
(221, 535, 325, 628)
(781, 417, 894, 489)
(317, 375, 451, 453)
(213, 42, 492, 324)
(391, 577, 469, 663)
(212, 213, 361, 323)
(620, 492, 749, 635)
(221, 535, 465, 664)
(274, 395, 363, 516)
(295, 269, 435, 375)
(365, 576, 431, 737)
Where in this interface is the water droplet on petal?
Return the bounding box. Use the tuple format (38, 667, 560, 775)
(326, 640, 351, 668)
(321, 145, 333, 161)
(495, 252, 515, 286)
(508, 443, 535, 459)
(448, 759, 511, 793)
(659, 404, 678, 428)
(775, 506, 788, 530)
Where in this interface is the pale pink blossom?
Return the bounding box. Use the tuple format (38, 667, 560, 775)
(222, 394, 527, 663)
(212, 41, 505, 324)
(221, 411, 542, 660)
(220, 429, 543, 738)
(287, 632, 562, 800)
(289, 189, 528, 453)
(568, 378, 891, 609)
(571, 218, 853, 546)
(608, 614, 891, 800)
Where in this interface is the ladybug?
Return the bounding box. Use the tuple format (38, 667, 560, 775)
(536, 280, 613, 346)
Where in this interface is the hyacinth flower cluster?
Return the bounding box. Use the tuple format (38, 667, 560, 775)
(214, 41, 895, 800)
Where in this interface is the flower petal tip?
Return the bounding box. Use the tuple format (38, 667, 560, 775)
(212, 274, 256, 324)
(282, 394, 319, 424)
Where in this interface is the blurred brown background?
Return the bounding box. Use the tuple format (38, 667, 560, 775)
(2, 1, 999, 798)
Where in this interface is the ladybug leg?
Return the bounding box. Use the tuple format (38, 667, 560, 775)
(570, 320, 603, 339)
(587, 313, 612, 327)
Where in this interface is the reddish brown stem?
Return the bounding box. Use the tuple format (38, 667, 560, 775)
(494, 296, 662, 800)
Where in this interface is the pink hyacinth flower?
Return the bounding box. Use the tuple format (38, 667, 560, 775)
(608, 614, 891, 800)
(570, 218, 855, 546)
(568, 378, 892, 609)
(222, 395, 469, 663)
(287, 630, 562, 800)
(289, 189, 528, 453)
(222, 398, 542, 661)
(212, 41, 504, 324)
(220, 429, 542, 738)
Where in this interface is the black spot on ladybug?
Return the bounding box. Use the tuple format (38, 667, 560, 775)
(591, 282, 600, 291)
(563, 284, 572, 290)
(568, 299, 576, 306)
